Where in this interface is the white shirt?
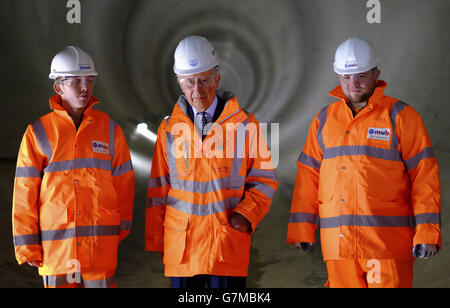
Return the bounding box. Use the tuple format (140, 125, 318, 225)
(192, 96, 218, 134)
(192, 96, 218, 124)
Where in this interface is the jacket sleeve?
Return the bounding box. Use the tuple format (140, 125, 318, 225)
(112, 123, 135, 242)
(396, 105, 441, 249)
(233, 113, 279, 233)
(145, 121, 169, 252)
(286, 111, 323, 245)
(12, 125, 44, 265)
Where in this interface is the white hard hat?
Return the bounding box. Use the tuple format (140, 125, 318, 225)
(173, 35, 219, 75)
(333, 37, 379, 75)
(49, 46, 98, 79)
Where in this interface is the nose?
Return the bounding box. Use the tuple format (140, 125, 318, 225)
(348, 76, 361, 87)
(192, 80, 202, 90)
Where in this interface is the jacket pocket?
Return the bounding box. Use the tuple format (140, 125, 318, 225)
(98, 172, 121, 224)
(39, 187, 68, 228)
(366, 196, 412, 216)
(99, 172, 119, 211)
(163, 211, 189, 264)
(217, 222, 251, 265)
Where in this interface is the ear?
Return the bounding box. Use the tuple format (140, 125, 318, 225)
(215, 73, 221, 87)
(53, 82, 64, 95)
(374, 69, 381, 81)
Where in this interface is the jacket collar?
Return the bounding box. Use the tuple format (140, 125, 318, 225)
(165, 90, 247, 132)
(49, 94, 100, 117)
(328, 80, 388, 107)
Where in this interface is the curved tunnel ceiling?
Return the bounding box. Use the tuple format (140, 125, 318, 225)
(1, 0, 449, 287)
(3, 0, 449, 179)
(84, 0, 307, 147)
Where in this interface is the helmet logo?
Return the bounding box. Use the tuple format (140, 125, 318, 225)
(80, 64, 91, 70)
(189, 59, 199, 67)
(345, 63, 358, 68)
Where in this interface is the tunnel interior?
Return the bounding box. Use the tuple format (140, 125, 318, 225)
(0, 0, 449, 287)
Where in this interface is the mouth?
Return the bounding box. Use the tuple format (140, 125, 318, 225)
(192, 96, 206, 100)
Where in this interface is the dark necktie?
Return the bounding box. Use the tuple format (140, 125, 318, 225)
(200, 112, 208, 139)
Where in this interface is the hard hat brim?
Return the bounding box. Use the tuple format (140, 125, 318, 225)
(333, 62, 378, 75)
(173, 60, 219, 76)
(49, 71, 98, 80)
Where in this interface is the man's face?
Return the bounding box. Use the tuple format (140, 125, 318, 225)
(54, 76, 95, 111)
(338, 69, 380, 104)
(177, 70, 221, 112)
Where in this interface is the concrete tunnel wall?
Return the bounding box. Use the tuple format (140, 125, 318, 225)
(0, 0, 448, 287)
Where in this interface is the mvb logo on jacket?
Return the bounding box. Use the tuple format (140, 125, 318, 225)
(367, 128, 391, 141)
(92, 140, 110, 154)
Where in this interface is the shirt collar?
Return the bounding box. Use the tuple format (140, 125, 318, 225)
(192, 96, 218, 117)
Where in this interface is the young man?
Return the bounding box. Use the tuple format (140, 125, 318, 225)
(12, 46, 135, 288)
(146, 36, 278, 288)
(287, 37, 441, 288)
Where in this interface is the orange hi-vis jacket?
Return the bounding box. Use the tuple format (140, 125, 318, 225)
(145, 91, 278, 277)
(287, 81, 441, 261)
(13, 94, 135, 276)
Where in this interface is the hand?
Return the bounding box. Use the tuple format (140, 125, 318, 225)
(230, 212, 252, 234)
(295, 242, 314, 253)
(413, 243, 439, 259)
(27, 260, 42, 267)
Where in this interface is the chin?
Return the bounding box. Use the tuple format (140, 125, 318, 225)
(192, 101, 208, 109)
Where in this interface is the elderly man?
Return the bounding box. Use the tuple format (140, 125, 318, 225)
(12, 46, 135, 288)
(145, 35, 278, 288)
(287, 37, 441, 288)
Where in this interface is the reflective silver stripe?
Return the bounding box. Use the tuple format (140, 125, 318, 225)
(32, 119, 53, 161)
(317, 101, 410, 162)
(173, 176, 246, 194)
(31, 117, 120, 174)
(245, 181, 275, 199)
(216, 109, 240, 126)
(390, 101, 408, 150)
(83, 273, 115, 288)
(13, 233, 41, 246)
(112, 160, 133, 176)
(405, 147, 435, 171)
(166, 195, 241, 216)
(323, 145, 402, 161)
(164, 119, 248, 194)
(289, 212, 319, 225)
(148, 175, 170, 188)
(40, 225, 120, 241)
(316, 106, 328, 152)
(109, 117, 117, 159)
(15, 166, 41, 178)
(247, 168, 277, 182)
(297, 152, 321, 170)
(120, 220, 132, 231)
(43, 275, 71, 287)
(320, 215, 415, 228)
(44, 158, 112, 173)
(165, 132, 179, 183)
(415, 213, 440, 225)
(43, 273, 115, 288)
(41, 228, 75, 241)
(147, 196, 168, 208)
